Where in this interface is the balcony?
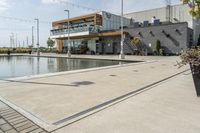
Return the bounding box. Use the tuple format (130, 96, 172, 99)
(50, 25, 101, 39)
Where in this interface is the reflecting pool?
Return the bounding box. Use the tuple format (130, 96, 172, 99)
(0, 56, 131, 79)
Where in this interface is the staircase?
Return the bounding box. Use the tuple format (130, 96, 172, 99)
(124, 39, 138, 55)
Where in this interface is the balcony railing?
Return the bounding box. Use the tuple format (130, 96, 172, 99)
(50, 26, 100, 36)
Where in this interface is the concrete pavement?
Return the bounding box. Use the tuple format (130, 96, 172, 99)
(0, 55, 199, 132)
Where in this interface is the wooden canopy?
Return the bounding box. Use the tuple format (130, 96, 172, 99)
(52, 12, 102, 27)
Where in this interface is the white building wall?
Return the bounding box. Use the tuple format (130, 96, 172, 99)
(125, 7, 167, 22)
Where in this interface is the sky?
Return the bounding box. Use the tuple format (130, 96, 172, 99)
(0, 0, 181, 47)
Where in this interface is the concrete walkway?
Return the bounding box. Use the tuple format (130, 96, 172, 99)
(0, 55, 199, 132)
(54, 70, 200, 133)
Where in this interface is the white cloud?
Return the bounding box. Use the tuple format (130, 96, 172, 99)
(41, 0, 59, 4)
(41, 0, 72, 4)
(41, 0, 74, 6)
(0, 0, 9, 11)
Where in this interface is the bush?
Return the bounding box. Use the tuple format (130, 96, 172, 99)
(156, 39, 161, 54)
(177, 47, 200, 73)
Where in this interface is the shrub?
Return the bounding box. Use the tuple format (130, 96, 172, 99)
(177, 47, 200, 73)
(156, 39, 161, 54)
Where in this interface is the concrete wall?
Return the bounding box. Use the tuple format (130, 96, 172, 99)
(98, 23, 191, 55)
(124, 22, 191, 54)
(124, 4, 192, 25)
(124, 4, 200, 44)
(125, 7, 167, 23)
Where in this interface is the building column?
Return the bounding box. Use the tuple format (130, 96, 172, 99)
(57, 39, 63, 52)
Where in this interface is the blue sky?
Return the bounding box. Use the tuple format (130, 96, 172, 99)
(0, 0, 181, 47)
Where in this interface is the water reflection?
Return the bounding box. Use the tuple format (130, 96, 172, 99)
(0, 56, 129, 79)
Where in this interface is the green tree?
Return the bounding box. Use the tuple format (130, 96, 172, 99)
(47, 38, 55, 52)
(182, 0, 200, 18)
(28, 45, 33, 49)
(156, 39, 161, 54)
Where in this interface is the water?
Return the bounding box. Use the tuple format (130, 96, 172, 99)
(0, 56, 130, 79)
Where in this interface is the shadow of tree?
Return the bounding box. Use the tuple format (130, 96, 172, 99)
(2, 80, 95, 87)
(71, 81, 95, 86)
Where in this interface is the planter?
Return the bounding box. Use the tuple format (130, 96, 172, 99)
(191, 65, 200, 97)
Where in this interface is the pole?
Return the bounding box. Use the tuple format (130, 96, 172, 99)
(32, 26, 34, 47)
(192, 0, 196, 45)
(35, 18, 40, 56)
(11, 33, 14, 48)
(119, 0, 125, 59)
(23, 40, 25, 48)
(64, 10, 71, 57)
(15, 33, 17, 48)
(26, 36, 29, 47)
(10, 36, 12, 48)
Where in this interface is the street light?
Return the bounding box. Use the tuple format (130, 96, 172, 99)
(31, 26, 34, 52)
(34, 18, 40, 56)
(64, 9, 71, 57)
(119, 0, 125, 59)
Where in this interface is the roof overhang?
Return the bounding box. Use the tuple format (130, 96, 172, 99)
(52, 12, 102, 27)
(51, 31, 129, 40)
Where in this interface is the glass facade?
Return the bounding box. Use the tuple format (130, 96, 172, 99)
(62, 39, 97, 54)
(51, 23, 101, 36)
(102, 11, 130, 31)
(51, 12, 131, 37)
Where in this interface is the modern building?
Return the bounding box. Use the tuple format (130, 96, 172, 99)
(51, 11, 130, 54)
(125, 4, 200, 44)
(50, 4, 195, 55)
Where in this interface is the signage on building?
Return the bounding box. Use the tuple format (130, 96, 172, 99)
(106, 13, 112, 19)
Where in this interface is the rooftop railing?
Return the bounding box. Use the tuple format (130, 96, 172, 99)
(50, 25, 100, 36)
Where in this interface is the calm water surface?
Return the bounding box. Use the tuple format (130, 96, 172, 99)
(0, 56, 129, 79)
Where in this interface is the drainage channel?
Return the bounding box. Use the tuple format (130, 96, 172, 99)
(50, 69, 190, 132)
(0, 102, 48, 133)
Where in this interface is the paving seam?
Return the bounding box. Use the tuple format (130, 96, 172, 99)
(26, 126, 40, 133)
(12, 119, 29, 126)
(49, 69, 190, 132)
(1, 112, 18, 117)
(0, 97, 50, 127)
(0, 128, 3, 133)
(0, 102, 48, 133)
(0, 113, 18, 132)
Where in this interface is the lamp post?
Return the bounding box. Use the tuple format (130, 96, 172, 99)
(64, 9, 71, 57)
(34, 18, 40, 56)
(119, 0, 125, 59)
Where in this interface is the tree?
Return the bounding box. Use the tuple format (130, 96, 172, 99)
(28, 45, 33, 49)
(156, 39, 161, 54)
(47, 38, 55, 52)
(131, 37, 146, 55)
(197, 34, 200, 46)
(182, 0, 200, 18)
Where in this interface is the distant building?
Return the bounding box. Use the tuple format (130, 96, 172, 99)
(50, 4, 195, 55)
(125, 4, 200, 44)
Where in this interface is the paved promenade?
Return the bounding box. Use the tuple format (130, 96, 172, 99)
(0, 54, 200, 133)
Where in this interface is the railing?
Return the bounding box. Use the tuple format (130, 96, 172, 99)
(50, 26, 100, 36)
